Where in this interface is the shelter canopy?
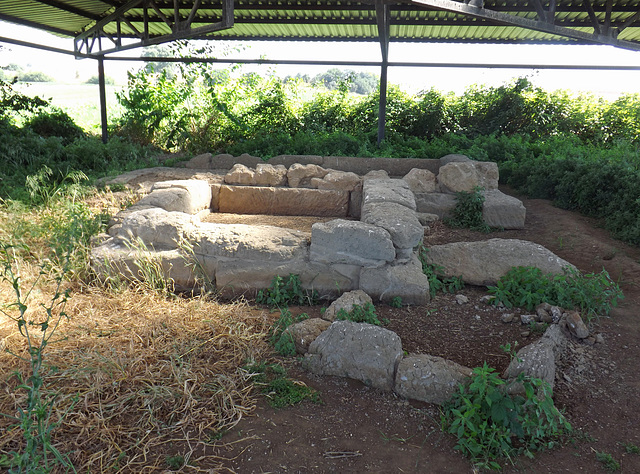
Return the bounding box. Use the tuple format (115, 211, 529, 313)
(1, 0, 640, 56)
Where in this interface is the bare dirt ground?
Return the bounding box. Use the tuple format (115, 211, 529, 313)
(212, 187, 640, 473)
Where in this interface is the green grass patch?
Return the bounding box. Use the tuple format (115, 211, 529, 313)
(243, 361, 320, 408)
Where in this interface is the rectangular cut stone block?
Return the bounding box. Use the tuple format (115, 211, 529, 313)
(414, 193, 457, 218)
(359, 255, 430, 305)
(310, 219, 395, 268)
(218, 185, 348, 217)
(362, 178, 416, 211)
(482, 189, 526, 229)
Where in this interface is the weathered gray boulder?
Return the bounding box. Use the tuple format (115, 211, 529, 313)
(254, 163, 288, 187)
(312, 170, 362, 191)
(359, 255, 430, 305)
(362, 179, 416, 211)
(504, 324, 567, 391)
(395, 354, 473, 404)
(287, 163, 329, 188)
(323, 290, 374, 322)
(562, 311, 590, 339)
(303, 321, 403, 391)
(224, 164, 256, 185)
(482, 189, 526, 229)
(424, 239, 576, 286)
(218, 185, 349, 217)
(403, 168, 437, 194)
(285, 318, 331, 354)
(363, 170, 389, 181)
(437, 161, 499, 193)
(310, 219, 395, 267)
(414, 193, 457, 218)
(439, 153, 471, 167)
(184, 152, 214, 169)
(416, 212, 439, 226)
(361, 202, 424, 250)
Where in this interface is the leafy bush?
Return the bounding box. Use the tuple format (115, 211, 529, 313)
(268, 309, 309, 356)
(488, 266, 623, 321)
(335, 302, 387, 326)
(18, 71, 55, 83)
(85, 75, 116, 85)
(444, 186, 492, 232)
(441, 363, 571, 470)
(24, 108, 86, 145)
(256, 274, 319, 308)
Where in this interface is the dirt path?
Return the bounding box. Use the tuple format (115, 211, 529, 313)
(217, 189, 640, 473)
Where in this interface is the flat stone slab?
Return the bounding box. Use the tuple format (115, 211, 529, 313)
(362, 178, 416, 211)
(437, 161, 499, 193)
(424, 238, 576, 286)
(218, 185, 349, 217)
(359, 255, 430, 305)
(395, 354, 473, 405)
(310, 219, 395, 267)
(144, 179, 212, 215)
(303, 320, 403, 391)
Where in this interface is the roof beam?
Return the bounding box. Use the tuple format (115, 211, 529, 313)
(409, 0, 640, 51)
(31, 0, 102, 21)
(74, 0, 235, 56)
(0, 13, 75, 37)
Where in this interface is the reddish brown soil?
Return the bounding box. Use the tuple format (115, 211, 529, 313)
(214, 187, 640, 473)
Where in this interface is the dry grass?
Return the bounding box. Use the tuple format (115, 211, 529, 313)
(0, 190, 275, 472)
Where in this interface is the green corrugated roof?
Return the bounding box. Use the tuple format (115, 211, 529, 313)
(1, 0, 640, 53)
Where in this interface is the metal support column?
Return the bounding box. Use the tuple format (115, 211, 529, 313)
(98, 56, 108, 143)
(376, 0, 390, 146)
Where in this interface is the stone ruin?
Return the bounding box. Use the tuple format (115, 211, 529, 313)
(92, 153, 526, 303)
(93, 153, 587, 405)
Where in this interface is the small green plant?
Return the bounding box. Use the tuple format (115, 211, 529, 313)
(595, 451, 620, 471)
(441, 362, 571, 470)
(256, 273, 319, 308)
(165, 454, 185, 470)
(0, 244, 77, 473)
(268, 309, 309, 356)
(418, 245, 465, 297)
(176, 237, 216, 297)
(389, 296, 403, 308)
(336, 302, 387, 326)
(488, 266, 624, 321)
(124, 237, 175, 295)
(624, 442, 640, 454)
(243, 361, 320, 408)
(444, 186, 492, 232)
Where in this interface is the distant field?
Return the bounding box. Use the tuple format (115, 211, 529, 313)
(13, 82, 124, 133)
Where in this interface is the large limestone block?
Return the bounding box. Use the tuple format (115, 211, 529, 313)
(310, 219, 395, 267)
(323, 290, 374, 322)
(313, 171, 362, 192)
(287, 163, 329, 188)
(218, 185, 349, 217)
(91, 239, 197, 289)
(482, 189, 526, 229)
(403, 168, 437, 194)
(303, 321, 403, 391)
(254, 163, 288, 187)
(439, 154, 471, 166)
(437, 161, 499, 193)
(224, 163, 256, 185)
(414, 193, 457, 218)
(184, 152, 213, 169)
(425, 239, 576, 286)
(194, 223, 309, 262)
(359, 255, 430, 305)
(117, 208, 199, 249)
(362, 178, 416, 210)
(215, 259, 358, 299)
(148, 179, 212, 214)
(361, 202, 424, 250)
(395, 354, 473, 404)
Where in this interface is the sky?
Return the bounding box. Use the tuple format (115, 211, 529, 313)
(2, 20, 640, 97)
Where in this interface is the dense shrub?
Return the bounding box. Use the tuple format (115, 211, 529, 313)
(25, 108, 86, 145)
